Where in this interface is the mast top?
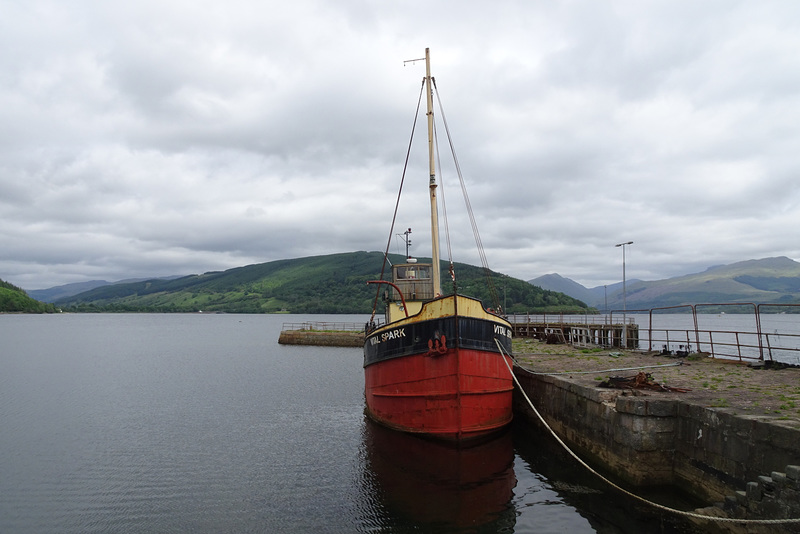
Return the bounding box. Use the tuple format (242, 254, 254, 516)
(403, 47, 429, 67)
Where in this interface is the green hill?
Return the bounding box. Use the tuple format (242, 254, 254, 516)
(0, 279, 57, 313)
(56, 251, 589, 314)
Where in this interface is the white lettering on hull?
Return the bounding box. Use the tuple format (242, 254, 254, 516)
(494, 324, 512, 338)
(369, 327, 406, 346)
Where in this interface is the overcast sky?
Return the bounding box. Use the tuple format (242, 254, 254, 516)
(3, 1, 800, 291)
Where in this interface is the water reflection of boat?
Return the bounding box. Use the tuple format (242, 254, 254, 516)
(361, 417, 516, 530)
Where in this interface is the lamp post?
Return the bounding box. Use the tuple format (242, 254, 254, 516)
(615, 241, 633, 347)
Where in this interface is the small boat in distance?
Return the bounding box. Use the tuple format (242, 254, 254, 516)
(363, 49, 514, 442)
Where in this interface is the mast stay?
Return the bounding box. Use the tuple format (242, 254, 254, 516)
(371, 48, 503, 320)
(431, 77, 502, 311)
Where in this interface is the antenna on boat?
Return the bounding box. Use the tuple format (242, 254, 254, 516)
(396, 228, 412, 259)
(403, 55, 426, 66)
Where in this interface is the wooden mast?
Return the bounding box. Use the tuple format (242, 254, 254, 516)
(425, 48, 442, 297)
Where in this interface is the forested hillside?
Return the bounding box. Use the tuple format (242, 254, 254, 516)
(0, 279, 57, 313)
(56, 251, 589, 314)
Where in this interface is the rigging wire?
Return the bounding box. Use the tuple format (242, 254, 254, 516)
(371, 75, 504, 317)
(432, 78, 502, 311)
(369, 80, 426, 324)
(432, 114, 457, 293)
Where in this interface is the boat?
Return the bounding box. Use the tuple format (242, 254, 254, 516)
(363, 49, 515, 442)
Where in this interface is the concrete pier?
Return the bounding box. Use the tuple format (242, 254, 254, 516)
(278, 321, 365, 347)
(510, 321, 640, 349)
(512, 346, 800, 525)
(278, 329, 363, 346)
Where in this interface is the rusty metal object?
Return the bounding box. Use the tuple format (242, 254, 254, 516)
(599, 371, 690, 393)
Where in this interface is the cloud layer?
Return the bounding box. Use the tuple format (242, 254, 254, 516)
(2, 1, 800, 290)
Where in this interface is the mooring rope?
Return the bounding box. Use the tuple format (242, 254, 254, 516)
(529, 361, 684, 376)
(494, 338, 800, 526)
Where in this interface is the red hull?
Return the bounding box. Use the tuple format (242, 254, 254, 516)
(364, 346, 514, 441)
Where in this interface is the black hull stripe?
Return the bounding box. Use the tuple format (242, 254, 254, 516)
(363, 315, 513, 367)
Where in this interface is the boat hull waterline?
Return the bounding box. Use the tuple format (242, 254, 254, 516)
(364, 295, 514, 441)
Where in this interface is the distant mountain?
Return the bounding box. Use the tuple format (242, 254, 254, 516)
(528, 274, 632, 309)
(530, 257, 800, 310)
(28, 280, 111, 303)
(529, 274, 592, 302)
(55, 251, 590, 314)
(0, 279, 56, 313)
(29, 276, 185, 303)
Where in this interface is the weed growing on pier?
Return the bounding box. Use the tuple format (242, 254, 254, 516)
(778, 395, 797, 410)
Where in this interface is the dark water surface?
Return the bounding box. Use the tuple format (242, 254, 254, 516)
(1, 314, 703, 533)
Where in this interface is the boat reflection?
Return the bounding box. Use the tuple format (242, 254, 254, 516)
(360, 417, 516, 531)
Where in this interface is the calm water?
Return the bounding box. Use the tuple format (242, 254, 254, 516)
(1, 314, 702, 533)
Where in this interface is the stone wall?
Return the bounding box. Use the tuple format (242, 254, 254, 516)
(513, 366, 800, 505)
(513, 370, 677, 488)
(674, 404, 800, 502)
(722, 465, 800, 523)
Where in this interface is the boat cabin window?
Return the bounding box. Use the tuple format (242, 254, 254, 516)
(394, 264, 431, 281)
(389, 263, 434, 302)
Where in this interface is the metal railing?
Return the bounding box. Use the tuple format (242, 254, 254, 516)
(508, 304, 800, 364)
(507, 312, 636, 326)
(280, 321, 366, 333)
(639, 303, 800, 363)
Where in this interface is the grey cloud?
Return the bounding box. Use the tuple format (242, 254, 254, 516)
(2, 0, 800, 291)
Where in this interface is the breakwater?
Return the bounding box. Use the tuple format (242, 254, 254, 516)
(278, 321, 364, 347)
